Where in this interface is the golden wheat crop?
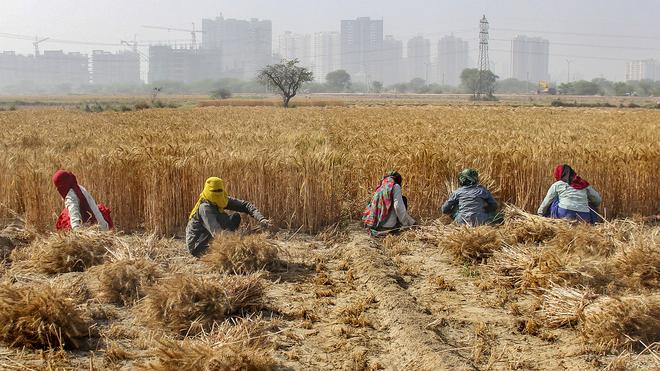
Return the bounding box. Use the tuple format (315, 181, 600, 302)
(0, 106, 657, 234)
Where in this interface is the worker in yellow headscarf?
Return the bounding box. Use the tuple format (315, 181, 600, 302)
(186, 177, 272, 257)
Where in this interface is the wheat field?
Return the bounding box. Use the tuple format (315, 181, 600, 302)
(0, 106, 657, 234)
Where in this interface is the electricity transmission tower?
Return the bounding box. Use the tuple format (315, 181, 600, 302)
(477, 15, 490, 99)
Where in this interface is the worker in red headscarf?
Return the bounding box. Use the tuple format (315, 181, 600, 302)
(52, 170, 112, 231)
(537, 164, 602, 224)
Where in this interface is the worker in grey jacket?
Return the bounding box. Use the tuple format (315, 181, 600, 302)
(441, 168, 498, 226)
(186, 177, 272, 257)
(537, 164, 602, 223)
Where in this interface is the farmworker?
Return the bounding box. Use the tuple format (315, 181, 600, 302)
(537, 164, 602, 224)
(186, 177, 273, 257)
(362, 171, 417, 235)
(441, 168, 498, 226)
(52, 170, 112, 231)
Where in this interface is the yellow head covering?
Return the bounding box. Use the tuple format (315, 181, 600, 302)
(189, 177, 229, 219)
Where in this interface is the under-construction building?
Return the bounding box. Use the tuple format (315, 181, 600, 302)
(37, 50, 89, 86)
(148, 45, 222, 83)
(0, 50, 88, 87)
(91, 50, 141, 85)
(0, 52, 35, 86)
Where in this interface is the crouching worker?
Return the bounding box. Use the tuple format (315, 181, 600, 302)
(52, 170, 112, 231)
(186, 177, 272, 257)
(442, 169, 498, 226)
(537, 164, 602, 224)
(362, 171, 416, 235)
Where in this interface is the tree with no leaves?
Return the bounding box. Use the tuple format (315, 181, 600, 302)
(257, 59, 314, 108)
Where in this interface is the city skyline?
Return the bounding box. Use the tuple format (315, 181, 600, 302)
(0, 0, 658, 84)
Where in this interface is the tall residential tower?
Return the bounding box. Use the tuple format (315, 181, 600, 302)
(437, 35, 469, 86)
(511, 35, 550, 82)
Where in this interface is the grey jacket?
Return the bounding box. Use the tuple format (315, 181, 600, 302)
(442, 185, 497, 226)
(185, 197, 265, 257)
(537, 181, 601, 214)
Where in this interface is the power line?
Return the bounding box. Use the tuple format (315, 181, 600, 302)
(491, 27, 660, 40)
(490, 38, 660, 52)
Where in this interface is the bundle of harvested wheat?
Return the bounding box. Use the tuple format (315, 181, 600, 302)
(202, 234, 279, 274)
(488, 244, 582, 293)
(142, 336, 276, 371)
(94, 258, 162, 306)
(489, 244, 537, 281)
(546, 223, 618, 257)
(607, 229, 659, 291)
(10, 229, 114, 274)
(579, 294, 660, 353)
(141, 315, 276, 370)
(0, 220, 37, 261)
(141, 273, 265, 335)
(501, 205, 567, 245)
(0, 283, 90, 349)
(536, 285, 597, 329)
(439, 226, 502, 263)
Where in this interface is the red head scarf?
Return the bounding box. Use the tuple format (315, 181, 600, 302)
(553, 164, 590, 190)
(52, 170, 97, 224)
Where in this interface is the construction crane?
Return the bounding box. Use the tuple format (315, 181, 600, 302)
(120, 37, 138, 53)
(33, 36, 50, 56)
(141, 23, 203, 47)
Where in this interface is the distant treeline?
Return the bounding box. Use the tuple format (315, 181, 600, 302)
(0, 72, 658, 97)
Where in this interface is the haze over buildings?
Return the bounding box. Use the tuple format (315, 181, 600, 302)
(511, 35, 550, 82)
(340, 17, 384, 83)
(0, 0, 658, 90)
(625, 59, 658, 82)
(406, 36, 431, 81)
(437, 35, 469, 86)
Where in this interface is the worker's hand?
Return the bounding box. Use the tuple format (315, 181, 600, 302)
(259, 218, 279, 233)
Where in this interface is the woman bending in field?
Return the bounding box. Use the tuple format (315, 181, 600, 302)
(537, 164, 602, 224)
(441, 168, 498, 226)
(52, 170, 112, 231)
(362, 171, 416, 235)
(186, 177, 273, 257)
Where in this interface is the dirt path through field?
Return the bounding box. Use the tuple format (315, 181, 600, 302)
(271, 226, 605, 370)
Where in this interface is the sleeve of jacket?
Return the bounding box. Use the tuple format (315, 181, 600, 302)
(538, 183, 559, 215)
(64, 189, 83, 230)
(483, 188, 498, 212)
(392, 185, 415, 226)
(441, 191, 459, 215)
(586, 186, 602, 207)
(225, 197, 266, 221)
(199, 203, 224, 235)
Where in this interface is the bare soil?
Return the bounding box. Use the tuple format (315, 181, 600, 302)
(0, 224, 656, 370)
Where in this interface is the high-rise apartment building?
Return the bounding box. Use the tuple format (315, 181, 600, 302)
(626, 59, 658, 81)
(340, 17, 384, 82)
(91, 50, 141, 85)
(312, 32, 341, 82)
(511, 35, 549, 82)
(202, 15, 272, 80)
(277, 31, 313, 66)
(406, 36, 431, 81)
(437, 35, 469, 86)
(381, 35, 404, 85)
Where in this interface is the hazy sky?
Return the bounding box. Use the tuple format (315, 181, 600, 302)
(1, 0, 658, 81)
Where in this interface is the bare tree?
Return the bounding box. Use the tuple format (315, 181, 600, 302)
(257, 59, 313, 108)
